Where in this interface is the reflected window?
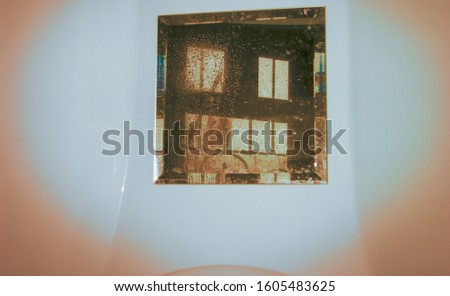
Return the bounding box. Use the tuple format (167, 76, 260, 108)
(251, 120, 270, 153)
(276, 172, 291, 184)
(229, 118, 250, 151)
(258, 57, 289, 100)
(274, 122, 288, 154)
(157, 55, 165, 96)
(186, 46, 225, 93)
(228, 118, 288, 155)
(260, 173, 275, 184)
(155, 117, 165, 152)
(188, 173, 203, 184)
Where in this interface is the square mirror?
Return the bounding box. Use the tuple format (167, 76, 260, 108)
(155, 7, 327, 184)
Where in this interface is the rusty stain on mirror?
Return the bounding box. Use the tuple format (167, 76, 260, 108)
(155, 7, 327, 184)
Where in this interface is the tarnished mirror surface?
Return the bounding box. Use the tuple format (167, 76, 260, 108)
(155, 7, 327, 184)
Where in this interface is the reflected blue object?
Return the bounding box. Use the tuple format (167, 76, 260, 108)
(157, 55, 165, 96)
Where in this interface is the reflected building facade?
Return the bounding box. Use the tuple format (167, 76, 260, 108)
(155, 8, 327, 184)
